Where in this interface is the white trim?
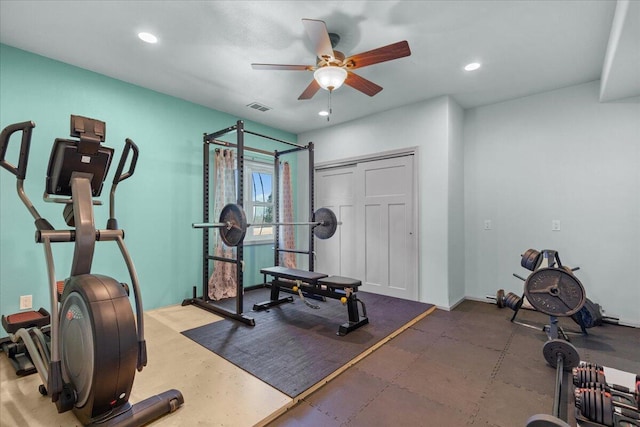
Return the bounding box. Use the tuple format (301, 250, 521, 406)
(315, 146, 419, 170)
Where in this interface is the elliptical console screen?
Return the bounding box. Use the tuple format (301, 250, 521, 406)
(46, 138, 114, 197)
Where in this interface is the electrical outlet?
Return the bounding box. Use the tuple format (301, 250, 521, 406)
(484, 220, 492, 230)
(552, 220, 561, 231)
(20, 295, 32, 310)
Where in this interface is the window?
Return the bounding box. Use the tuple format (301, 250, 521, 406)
(244, 160, 274, 243)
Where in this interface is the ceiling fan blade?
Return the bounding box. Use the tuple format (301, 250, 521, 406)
(252, 63, 313, 71)
(298, 79, 321, 100)
(302, 19, 334, 61)
(345, 41, 411, 70)
(344, 72, 383, 97)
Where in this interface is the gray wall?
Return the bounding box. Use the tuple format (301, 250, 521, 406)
(300, 80, 639, 326)
(464, 81, 640, 326)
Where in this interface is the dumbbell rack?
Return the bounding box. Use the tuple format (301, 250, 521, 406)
(573, 363, 640, 427)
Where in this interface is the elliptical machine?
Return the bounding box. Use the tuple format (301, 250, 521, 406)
(0, 116, 184, 426)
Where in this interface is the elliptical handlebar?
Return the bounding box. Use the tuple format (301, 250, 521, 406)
(108, 138, 140, 228)
(0, 121, 35, 179)
(0, 121, 51, 227)
(113, 138, 139, 184)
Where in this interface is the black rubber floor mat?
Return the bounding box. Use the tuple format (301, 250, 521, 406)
(182, 288, 433, 397)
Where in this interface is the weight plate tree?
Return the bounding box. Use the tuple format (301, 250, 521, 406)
(524, 267, 586, 317)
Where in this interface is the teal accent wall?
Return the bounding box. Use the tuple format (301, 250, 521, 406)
(0, 44, 296, 325)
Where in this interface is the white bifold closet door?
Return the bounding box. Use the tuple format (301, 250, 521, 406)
(315, 154, 418, 301)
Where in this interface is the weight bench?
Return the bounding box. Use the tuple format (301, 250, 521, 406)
(255, 266, 369, 336)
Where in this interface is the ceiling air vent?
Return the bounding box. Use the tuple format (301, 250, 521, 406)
(246, 102, 271, 112)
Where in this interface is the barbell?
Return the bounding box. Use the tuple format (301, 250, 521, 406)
(192, 203, 340, 246)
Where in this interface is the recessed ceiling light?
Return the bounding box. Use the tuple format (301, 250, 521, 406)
(464, 62, 481, 71)
(138, 32, 158, 44)
(318, 111, 329, 117)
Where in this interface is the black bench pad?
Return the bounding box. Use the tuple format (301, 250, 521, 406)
(260, 266, 328, 283)
(318, 276, 361, 289)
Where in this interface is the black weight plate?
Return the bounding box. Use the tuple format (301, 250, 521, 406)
(543, 339, 581, 371)
(521, 249, 542, 271)
(525, 414, 571, 427)
(524, 267, 586, 316)
(574, 388, 584, 412)
(504, 292, 522, 311)
(588, 388, 597, 422)
(496, 289, 505, 308)
(601, 389, 613, 426)
(218, 203, 247, 246)
(313, 207, 338, 240)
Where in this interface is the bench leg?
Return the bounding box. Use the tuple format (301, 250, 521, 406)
(253, 283, 294, 311)
(338, 295, 369, 336)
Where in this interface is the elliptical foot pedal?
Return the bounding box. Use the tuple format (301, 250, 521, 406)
(2, 308, 50, 333)
(1, 308, 51, 377)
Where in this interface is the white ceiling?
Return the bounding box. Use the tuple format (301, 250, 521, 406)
(1, 1, 638, 134)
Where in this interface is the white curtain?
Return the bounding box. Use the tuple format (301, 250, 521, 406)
(279, 162, 296, 268)
(208, 149, 238, 300)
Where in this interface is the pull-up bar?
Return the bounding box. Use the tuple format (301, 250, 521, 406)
(204, 126, 306, 151)
(208, 138, 273, 157)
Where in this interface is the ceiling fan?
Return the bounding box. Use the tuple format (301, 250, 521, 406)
(251, 19, 411, 100)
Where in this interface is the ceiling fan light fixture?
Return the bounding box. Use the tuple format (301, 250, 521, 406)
(314, 66, 347, 91)
(464, 62, 481, 71)
(138, 32, 158, 44)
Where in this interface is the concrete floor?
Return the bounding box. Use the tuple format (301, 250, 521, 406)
(1, 301, 638, 426)
(0, 304, 291, 426)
